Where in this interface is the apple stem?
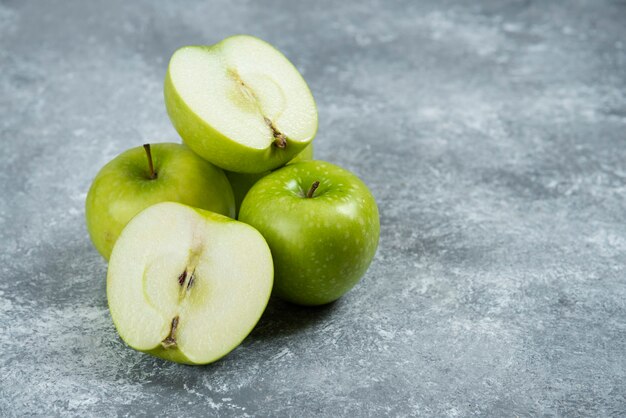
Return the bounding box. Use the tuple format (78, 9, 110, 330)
(143, 143, 157, 180)
(306, 181, 320, 198)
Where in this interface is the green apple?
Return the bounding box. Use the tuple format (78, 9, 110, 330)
(164, 35, 318, 173)
(239, 161, 379, 306)
(226, 143, 314, 216)
(107, 202, 273, 365)
(86, 143, 235, 260)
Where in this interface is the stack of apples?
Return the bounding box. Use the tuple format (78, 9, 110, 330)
(85, 35, 380, 365)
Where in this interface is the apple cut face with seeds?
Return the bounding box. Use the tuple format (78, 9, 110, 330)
(164, 35, 318, 174)
(107, 202, 273, 365)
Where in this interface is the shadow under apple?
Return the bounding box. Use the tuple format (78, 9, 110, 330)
(248, 296, 341, 342)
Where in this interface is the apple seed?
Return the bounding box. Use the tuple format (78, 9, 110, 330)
(177, 270, 187, 286)
(187, 272, 195, 290)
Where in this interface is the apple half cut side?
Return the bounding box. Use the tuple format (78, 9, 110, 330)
(106, 202, 273, 365)
(164, 35, 318, 173)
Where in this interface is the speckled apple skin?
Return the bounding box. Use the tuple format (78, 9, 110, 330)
(239, 160, 380, 306)
(226, 143, 314, 217)
(85, 143, 235, 260)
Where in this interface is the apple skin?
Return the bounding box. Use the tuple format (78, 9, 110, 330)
(226, 143, 314, 217)
(239, 160, 380, 306)
(287, 142, 314, 164)
(163, 37, 318, 174)
(86, 143, 235, 260)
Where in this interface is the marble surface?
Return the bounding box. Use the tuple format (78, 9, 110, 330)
(1, 0, 625, 416)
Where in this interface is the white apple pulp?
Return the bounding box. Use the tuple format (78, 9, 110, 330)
(107, 202, 273, 364)
(169, 37, 316, 149)
(166, 35, 318, 173)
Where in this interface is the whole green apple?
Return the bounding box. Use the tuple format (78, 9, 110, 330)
(226, 143, 314, 216)
(239, 160, 379, 305)
(86, 143, 235, 260)
(164, 35, 318, 173)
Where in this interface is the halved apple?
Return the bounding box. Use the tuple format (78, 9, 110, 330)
(164, 35, 318, 173)
(106, 202, 273, 365)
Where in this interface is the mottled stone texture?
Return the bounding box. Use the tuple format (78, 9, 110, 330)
(1, 0, 625, 416)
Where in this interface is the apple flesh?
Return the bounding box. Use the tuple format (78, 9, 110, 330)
(239, 161, 380, 306)
(85, 143, 235, 260)
(164, 35, 318, 173)
(226, 143, 314, 217)
(107, 202, 273, 365)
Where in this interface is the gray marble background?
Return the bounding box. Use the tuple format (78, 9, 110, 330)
(1, 0, 625, 416)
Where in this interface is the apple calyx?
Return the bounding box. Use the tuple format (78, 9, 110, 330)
(265, 117, 287, 149)
(142, 144, 158, 180)
(306, 181, 320, 198)
(161, 316, 180, 349)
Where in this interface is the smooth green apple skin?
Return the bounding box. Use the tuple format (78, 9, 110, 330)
(163, 38, 318, 174)
(86, 143, 235, 260)
(107, 204, 273, 365)
(226, 143, 314, 217)
(239, 161, 380, 306)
